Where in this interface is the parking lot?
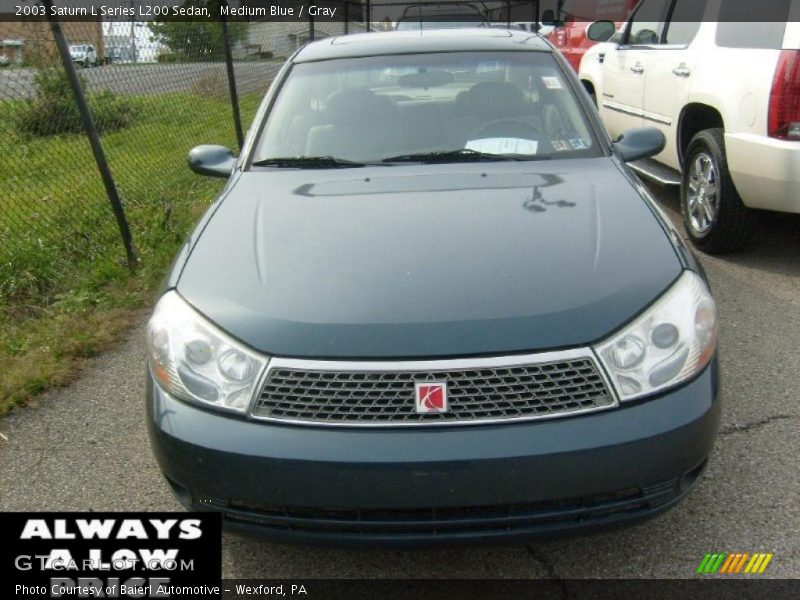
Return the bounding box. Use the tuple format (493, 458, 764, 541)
(1, 181, 798, 580)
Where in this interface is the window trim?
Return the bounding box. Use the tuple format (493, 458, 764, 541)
(619, 0, 673, 48)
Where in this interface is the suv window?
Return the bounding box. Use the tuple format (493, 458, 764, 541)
(663, 0, 707, 46)
(626, 0, 670, 46)
(715, 0, 790, 49)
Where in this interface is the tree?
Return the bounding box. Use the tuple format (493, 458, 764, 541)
(149, 1, 247, 61)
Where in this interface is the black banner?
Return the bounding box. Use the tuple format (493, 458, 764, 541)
(221, 580, 799, 600)
(1, 0, 799, 23)
(225, 579, 800, 600)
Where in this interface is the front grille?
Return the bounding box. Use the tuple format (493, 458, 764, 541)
(251, 353, 615, 426)
(201, 480, 679, 537)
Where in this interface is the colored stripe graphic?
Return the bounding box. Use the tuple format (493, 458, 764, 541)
(719, 553, 739, 573)
(697, 554, 712, 574)
(699, 553, 727, 574)
(710, 553, 727, 573)
(733, 553, 750, 573)
(719, 554, 736, 574)
(745, 553, 774, 574)
(700, 553, 774, 574)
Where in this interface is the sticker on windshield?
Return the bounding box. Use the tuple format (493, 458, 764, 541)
(551, 140, 571, 152)
(541, 76, 564, 90)
(465, 138, 539, 155)
(569, 138, 590, 150)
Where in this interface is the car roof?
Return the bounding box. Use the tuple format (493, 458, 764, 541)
(401, 3, 483, 16)
(293, 28, 551, 63)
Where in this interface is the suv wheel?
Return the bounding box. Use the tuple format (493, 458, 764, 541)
(680, 128, 754, 254)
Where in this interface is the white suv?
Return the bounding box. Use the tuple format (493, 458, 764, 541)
(579, 0, 800, 253)
(69, 44, 98, 68)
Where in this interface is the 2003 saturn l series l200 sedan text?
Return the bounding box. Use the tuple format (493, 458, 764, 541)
(145, 29, 721, 545)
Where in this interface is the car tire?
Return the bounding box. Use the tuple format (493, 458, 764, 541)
(680, 128, 754, 254)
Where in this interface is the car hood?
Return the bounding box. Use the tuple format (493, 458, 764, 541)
(177, 159, 682, 358)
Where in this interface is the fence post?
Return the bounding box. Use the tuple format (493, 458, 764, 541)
(219, 2, 244, 150)
(43, 0, 138, 270)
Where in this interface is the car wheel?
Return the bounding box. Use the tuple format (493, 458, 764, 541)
(680, 128, 754, 254)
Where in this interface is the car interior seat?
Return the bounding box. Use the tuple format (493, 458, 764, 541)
(306, 89, 395, 160)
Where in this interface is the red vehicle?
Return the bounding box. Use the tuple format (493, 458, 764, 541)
(544, 0, 638, 71)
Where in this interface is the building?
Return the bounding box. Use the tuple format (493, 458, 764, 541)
(246, 20, 367, 59)
(0, 20, 104, 66)
(0, 38, 23, 65)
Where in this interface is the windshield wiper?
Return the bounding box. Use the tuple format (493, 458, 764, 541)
(251, 156, 367, 169)
(382, 149, 508, 163)
(382, 149, 546, 164)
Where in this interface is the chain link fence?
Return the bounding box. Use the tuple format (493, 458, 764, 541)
(0, 1, 546, 309)
(1, 16, 262, 304)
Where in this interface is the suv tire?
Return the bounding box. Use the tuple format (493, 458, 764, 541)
(680, 128, 754, 254)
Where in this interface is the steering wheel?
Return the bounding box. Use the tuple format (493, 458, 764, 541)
(471, 118, 542, 140)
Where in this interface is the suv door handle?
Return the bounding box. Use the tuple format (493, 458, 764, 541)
(630, 63, 644, 75)
(672, 65, 691, 77)
(598, 52, 605, 64)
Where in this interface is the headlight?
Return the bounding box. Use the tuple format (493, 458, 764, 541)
(594, 271, 717, 402)
(147, 291, 268, 413)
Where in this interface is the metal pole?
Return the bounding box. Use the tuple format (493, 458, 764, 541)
(366, 0, 371, 32)
(129, 0, 137, 63)
(506, 0, 512, 26)
(219, 3, 244, 149)
(344, 1, 349, 34)
(309, 15, 315, 41)
(44, 0, 138, 269)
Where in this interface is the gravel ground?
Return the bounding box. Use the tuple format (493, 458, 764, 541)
(1, 183, 798, 580)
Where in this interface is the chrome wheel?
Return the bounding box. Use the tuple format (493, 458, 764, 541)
(687, 153, 719, 235)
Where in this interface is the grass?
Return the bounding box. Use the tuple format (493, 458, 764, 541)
(0, 90, 261, 416)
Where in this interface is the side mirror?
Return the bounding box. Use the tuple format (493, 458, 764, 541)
(541, 9, 556, 26)
(587, 20, 617, 42)
(188, 145, 236, 178)
(613, 127, 666, 162)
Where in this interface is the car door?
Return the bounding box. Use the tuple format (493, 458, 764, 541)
(598, 0, 672, 137)
(640, 0, 709, 169)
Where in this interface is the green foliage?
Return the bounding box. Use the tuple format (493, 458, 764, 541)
(157, 51, 179, 63)
(0, 90, 262, 415)
(150, 3, 247, 61)
(14, 68, 139, 137)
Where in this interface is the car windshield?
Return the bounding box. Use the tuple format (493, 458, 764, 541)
(71, 45, 86, 52)
(252, 51, 599, 166)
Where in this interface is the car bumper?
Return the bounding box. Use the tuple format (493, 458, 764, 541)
(725, 133, 800, 213)
(146, 358, 721, 546)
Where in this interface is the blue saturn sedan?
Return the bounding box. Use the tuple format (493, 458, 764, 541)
(146, 28, 720, 545)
